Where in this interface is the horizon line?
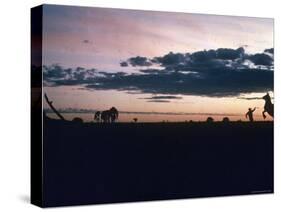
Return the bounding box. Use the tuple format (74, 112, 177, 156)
(44, 108, 243, 116)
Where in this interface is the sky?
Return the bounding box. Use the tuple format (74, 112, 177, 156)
(42, 4, 274, 122)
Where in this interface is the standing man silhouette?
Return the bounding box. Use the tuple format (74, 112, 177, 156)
(246, 107, 256, 122)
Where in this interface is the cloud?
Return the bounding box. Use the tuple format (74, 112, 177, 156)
(147, 100, 171, 103)
(83, 39, 90, 43)
(43, 64, 98, 86)
(264, 48, 274, 54)
(125, 56, 153, 66)
(149, 48, 245, 69)
(120, 61, 128, 67)
(142, 95, 183, 100)
(84, 67, 273, 97)
(190, 47, 244, 64)
(124, 47, 272, 70)
(43, 47, 274, 97)
(237, 97, 262, 100)
(139, 68, 168, 74)
(215, 47, 245, 60)
(153, 52, 187, 67)
(249, 53, 273, 66)
(139, 95, 183, 103)
(237, 95, 274, 100)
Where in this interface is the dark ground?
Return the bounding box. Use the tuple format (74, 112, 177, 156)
(42, 119, 273, 207)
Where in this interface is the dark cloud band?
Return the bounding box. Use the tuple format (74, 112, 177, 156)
(43, 47, 274, 97)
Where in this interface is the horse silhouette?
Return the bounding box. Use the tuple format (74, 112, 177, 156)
(101, 107, 119, 123)
(94, 111, 101, 122)
(262, 93, 274, 119)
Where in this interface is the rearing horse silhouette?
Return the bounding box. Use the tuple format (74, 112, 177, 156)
(262, 93, 274, 119)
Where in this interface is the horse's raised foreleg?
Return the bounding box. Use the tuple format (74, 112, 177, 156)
(262, 110, 267, 119)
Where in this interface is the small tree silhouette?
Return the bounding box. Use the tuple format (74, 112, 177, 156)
(133, 118, 138, 123)
(206, 117, 214, 123)
(222, 117, 230, 123)
(44, 93, 65, 120)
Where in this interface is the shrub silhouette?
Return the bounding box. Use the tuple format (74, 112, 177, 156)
(222, 117, 230, 123)
(72, 117, 83, 123)
(206, 117, 214, 123)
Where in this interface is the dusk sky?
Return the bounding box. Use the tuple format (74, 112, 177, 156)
(42, 4, 274, 122)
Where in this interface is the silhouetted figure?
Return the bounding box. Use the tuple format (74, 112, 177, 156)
(94, 111, 101, 122)
(133, 118, 138, 123)
(246, 107, 256, 122)
(262, 93, 274, 119)
(222, 117, 230, 123)
(206, 117, 214, 123)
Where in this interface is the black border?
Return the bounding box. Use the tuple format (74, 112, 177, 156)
(31, 5, 43, 207)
